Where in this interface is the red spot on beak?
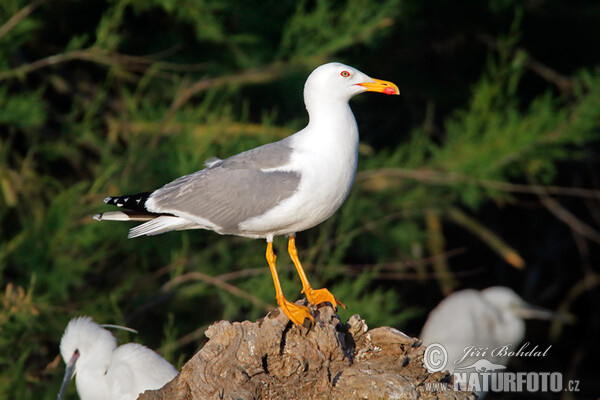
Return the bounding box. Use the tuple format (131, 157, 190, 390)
(383, 87, 397, 95)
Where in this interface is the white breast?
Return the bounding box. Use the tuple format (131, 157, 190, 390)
(238, 103, 359, 239)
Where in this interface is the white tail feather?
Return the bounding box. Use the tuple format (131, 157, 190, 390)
(128, 216, 195, 238)
(93, 211, 154, 222)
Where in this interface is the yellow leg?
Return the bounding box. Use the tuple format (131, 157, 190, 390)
(266, 241, 314, 325)
(288, 236, 346, 309)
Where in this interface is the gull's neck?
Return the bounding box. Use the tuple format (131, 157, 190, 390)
(300, 98, 358, 145)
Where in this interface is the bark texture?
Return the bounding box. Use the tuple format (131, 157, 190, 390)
(139, 301, 474, 400)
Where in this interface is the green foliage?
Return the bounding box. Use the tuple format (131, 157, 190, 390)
(0, 1, 598, 399)
(280, 0, 400, 59)
(0, 0, 42, 59)
(0, 87, 46, 129)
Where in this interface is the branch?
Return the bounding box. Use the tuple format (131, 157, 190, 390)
(356, 168, 600, 199)
(161, 271, 271, 311)
(447, 207, 525, 269)
(169, 63, 285, 110)
(0, 47, 209, 82)
(478, 33, 573, 94)
(538, 193, 600, 245)
(0, 50, 88, 81)
(551, 273, 599, 341)
(155, 56, 329, 141)
(0, 0, 44, 40)
(337, 247, 467, 274)
(155, 62, 288, 140)
(425, 209, 458, 296)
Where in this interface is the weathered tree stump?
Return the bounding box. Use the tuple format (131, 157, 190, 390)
(140, 301, 473, 400)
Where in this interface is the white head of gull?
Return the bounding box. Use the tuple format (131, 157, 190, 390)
(94, 62, 399, 325)
(58, 316, 178, 400)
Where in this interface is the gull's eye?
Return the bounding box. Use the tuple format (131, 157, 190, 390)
(340, 71, 350, 77)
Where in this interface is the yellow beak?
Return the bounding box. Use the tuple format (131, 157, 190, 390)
(357, 78, 400, 95)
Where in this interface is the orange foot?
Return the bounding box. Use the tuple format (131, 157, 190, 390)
(277, 296, 314, 326)
(304, 287, 346, 309)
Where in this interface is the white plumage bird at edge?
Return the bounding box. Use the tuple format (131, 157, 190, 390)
(420, 287, 573, 396)
(94, 62, 400, 326)
(58, 316, 178, 400)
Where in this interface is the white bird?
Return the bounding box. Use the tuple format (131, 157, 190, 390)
(58, 316, 178, 400)
(94, 62, 399, 326)
(420, 287, 565, 371)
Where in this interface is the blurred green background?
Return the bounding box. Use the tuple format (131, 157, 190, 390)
(1, 0, 599, 398)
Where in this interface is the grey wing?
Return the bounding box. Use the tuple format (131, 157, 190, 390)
(146, 140, 300, 233)
(206, 138, 295, 170)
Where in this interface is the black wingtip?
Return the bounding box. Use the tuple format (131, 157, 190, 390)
(104, 192, 153, 213)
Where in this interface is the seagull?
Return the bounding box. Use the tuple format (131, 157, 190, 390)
(58, 316, 178, 400)
(94, 62, 399, 326)
(421, 286, 570, 371)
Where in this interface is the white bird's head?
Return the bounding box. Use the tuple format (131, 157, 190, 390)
(480, 287, 525, 313)
(481, 286, 572, 322)
(303, 62, 399, 106)
(58, 316, 118, 400)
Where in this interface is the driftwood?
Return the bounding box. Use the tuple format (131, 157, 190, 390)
(140, 301, 474, 400)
